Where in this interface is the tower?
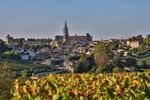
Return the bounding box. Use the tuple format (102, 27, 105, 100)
(6, 34, 10, 43)
(6, 34, 14, 44)
(63, 21, 69, 42)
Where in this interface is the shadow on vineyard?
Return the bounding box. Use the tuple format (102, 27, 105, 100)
(11, 72, 150, 100)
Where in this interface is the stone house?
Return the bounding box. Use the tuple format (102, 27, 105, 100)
(127, 37, 142, 48)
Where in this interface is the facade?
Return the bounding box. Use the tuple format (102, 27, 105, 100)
(20, 52, 30, 60)
(26, 39, 41, 46)
(130, 41, 140, 48)
(127, 38, 141, 48)
(55, 21, 92, 42)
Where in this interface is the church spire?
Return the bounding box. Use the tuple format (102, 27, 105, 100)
(65, 21, 67, 28)
(63, 21, 69, 41)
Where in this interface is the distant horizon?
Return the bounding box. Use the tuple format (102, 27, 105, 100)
(2, 30, 148, 41)
(0, 0, 150, 40)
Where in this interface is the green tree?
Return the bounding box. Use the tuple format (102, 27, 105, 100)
(142, 60, 148, 69)
(136, 35, 143, 40)
(144, 38, 150, 45)
(109, 42, 119, 50)
(2, 51, 21, 60)
(94, 42, 110, 68)
(0, 39, 8, 55)
(14, 38, 25, 47)
(126, 58, 137, 67)
(112, 59, 124, 69)
(74, 54, 88, 73)
(138, 44, 147, 53)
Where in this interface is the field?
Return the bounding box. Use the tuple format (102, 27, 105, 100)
(0, 60, 51, 71)
(12, 72, 150, 100)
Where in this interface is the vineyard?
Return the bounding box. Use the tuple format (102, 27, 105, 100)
(12, 72, 150, 100)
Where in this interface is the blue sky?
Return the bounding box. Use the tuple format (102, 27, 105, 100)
(0, 0, 150, 40)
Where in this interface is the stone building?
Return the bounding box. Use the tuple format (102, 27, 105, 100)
(127, 37, 142, 48)
(6, 34, 14, 44)
(55, 21, 92, 42)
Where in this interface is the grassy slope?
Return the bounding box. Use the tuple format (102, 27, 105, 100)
(0, 60, 37, 70)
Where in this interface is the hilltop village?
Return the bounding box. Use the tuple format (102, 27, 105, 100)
(0, 22, 150, 76)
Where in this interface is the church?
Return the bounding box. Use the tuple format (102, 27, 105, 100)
(55, 21, 92, 42)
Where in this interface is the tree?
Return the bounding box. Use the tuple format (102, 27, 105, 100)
(144, 38, 150, 45)
(75, 61, 86, 73)
(2, 51, 21, 60)
(126, 58, 137, 67)
(89, 66, 96, 73)
(0, 39, 8, 55)
(14, 38, 25, 47)
(136, 35, 143, 40)
(142, 60, 148, 69)
(138, 44, 147, 53)
(0, 62, 15, 99)
(109, 42, 119, 50)
(94, 42, 109, 68)
(74, 54, 88, 73)
(112, 59, 125, 69)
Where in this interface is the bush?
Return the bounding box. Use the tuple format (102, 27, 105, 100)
(95, 67, 103, 73)
(89, 66, 96, 73)
(112, 66, 123, 73)
(21, 70, 28, 78)
(103, 64, 114, 73)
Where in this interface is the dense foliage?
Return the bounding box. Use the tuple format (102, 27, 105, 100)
(0, 62, 15, 100)
(94, 42, 110, 68)
(0, 39, 8, 54)
(2, 51, 21, 60)
(12, 72, 150, 100)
